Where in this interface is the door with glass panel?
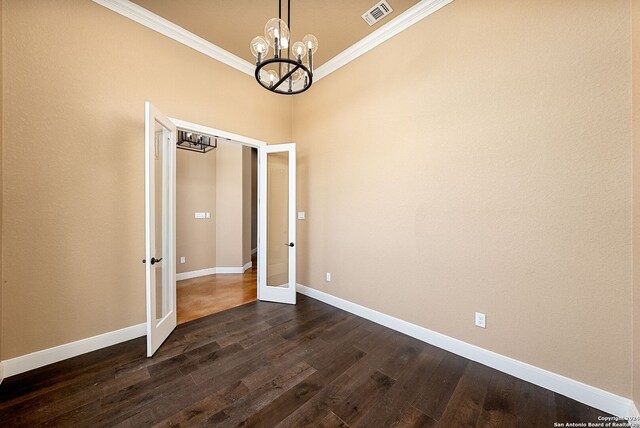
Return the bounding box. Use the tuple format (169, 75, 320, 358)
(258, 144, 296, 304)
(144, 101, 177, 357)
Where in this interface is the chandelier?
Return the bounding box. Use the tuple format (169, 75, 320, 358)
(250, 0, 318, 95)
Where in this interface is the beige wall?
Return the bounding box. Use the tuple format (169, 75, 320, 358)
(215, 141, 244, 267)
(633, 0, 640, 409)
(293, 0, 633, 397)
(1, 0, 290, 360)
(0, 0, 4, 362)
(242, 145, 252, 265)
(176, 149, 216, 274)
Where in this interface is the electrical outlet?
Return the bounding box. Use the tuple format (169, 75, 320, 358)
(298, 212, 305, 220)
(180, 257, 186, 264)
(475, 312, 486, 328)
(326, 272, 332, 282)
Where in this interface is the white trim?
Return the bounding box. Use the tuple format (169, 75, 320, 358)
(176, 267, 217, 281)
(176, 263, 253, 280)
(312, 0, 454, 81)
(91, 0, 254, 76)
(91, 0, 455, 83)
(296, 284, 639, 420)
(0, 361, 4, 384)
(2, 323, 146, 378)
(251, 248, 257, 255)
(212, 267, 246, 274)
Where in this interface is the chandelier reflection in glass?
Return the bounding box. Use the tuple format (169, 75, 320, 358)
(250, 0, 318, 95)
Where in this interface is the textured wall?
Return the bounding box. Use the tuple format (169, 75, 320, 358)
(215, 142, 244, 268)
(293, 0, 633, 397)
(1, 0, 290, 359)
(176, 149, 217, 274)
(0, 0, 4, 363)
(633, 0, 640, 409)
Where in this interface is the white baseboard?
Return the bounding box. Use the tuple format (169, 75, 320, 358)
(0, 361, 4, 384)
(177, 267, 217, 280)
(251, 248, 257, 255)
(177, 263, 252, 280)
(296, 284, 638, 420)
(2, 323, 146, 378)
(243, 261, 252, 272)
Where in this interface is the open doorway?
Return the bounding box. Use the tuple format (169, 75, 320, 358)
(144, 107, 296, 356)
(174, 134, 258, 324)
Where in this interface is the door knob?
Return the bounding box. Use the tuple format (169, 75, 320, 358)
(151, 257, 163, 265)
(285, 242, 294, 247)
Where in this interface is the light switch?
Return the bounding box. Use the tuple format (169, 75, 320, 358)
(194, 212, 206, 219)
(206, 212, 211, 219)
(298, 212, 305, 220)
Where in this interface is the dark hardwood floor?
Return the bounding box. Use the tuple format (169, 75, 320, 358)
(0, 294, 620, 427)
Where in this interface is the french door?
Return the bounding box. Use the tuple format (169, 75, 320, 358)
(258, 144, 297, 304)
(144, 106, 297, 356)
(144, 101, 177, 357)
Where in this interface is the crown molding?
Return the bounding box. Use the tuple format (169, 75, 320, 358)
(92, 0, 255, 76)
(314, 0, 454, 81)
(93, 0, 454, 83)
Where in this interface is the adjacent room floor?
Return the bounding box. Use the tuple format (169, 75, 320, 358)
(0, 294, 618, 427)
(177, 255, 257, 324)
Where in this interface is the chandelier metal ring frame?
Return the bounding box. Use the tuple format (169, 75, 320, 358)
(254, 58, 313, 95)
(250, 0, 318, 95)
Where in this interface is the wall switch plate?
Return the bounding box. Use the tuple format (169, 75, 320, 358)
(206, 212, 211, 219)
(194, 212, 206, 219)
(298, 212, 305, 220)
(326, 272, 332, 282)
(475, 312, 486, 328)
(180, 257, 186, 264)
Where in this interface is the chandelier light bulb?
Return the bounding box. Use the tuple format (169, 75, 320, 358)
(302, 34, 318, 54)
(264, 18, 290, 49)
(267, 70, 278, 86)
(250, 36, 269, 59)
(291, 41, 306, 60)
(290, 67, 303, 82)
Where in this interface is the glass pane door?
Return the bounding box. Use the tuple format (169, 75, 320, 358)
(145, 101, 177, 357)
(267, 151, 290, 287)
(258, 144, 296, 304)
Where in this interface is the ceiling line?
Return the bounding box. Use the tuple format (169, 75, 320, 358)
(91, 0, 454, 83)
(92, 0, 255, 75)
(314, 0, 453, 80)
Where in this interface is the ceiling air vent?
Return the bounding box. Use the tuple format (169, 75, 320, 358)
(361, 0, 393, 26)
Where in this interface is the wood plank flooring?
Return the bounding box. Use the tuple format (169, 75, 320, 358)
(0, 295, 622, 427)
(177, 257, 257, 324)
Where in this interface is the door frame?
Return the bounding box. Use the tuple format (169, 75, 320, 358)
(168, 117, 287, 304)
